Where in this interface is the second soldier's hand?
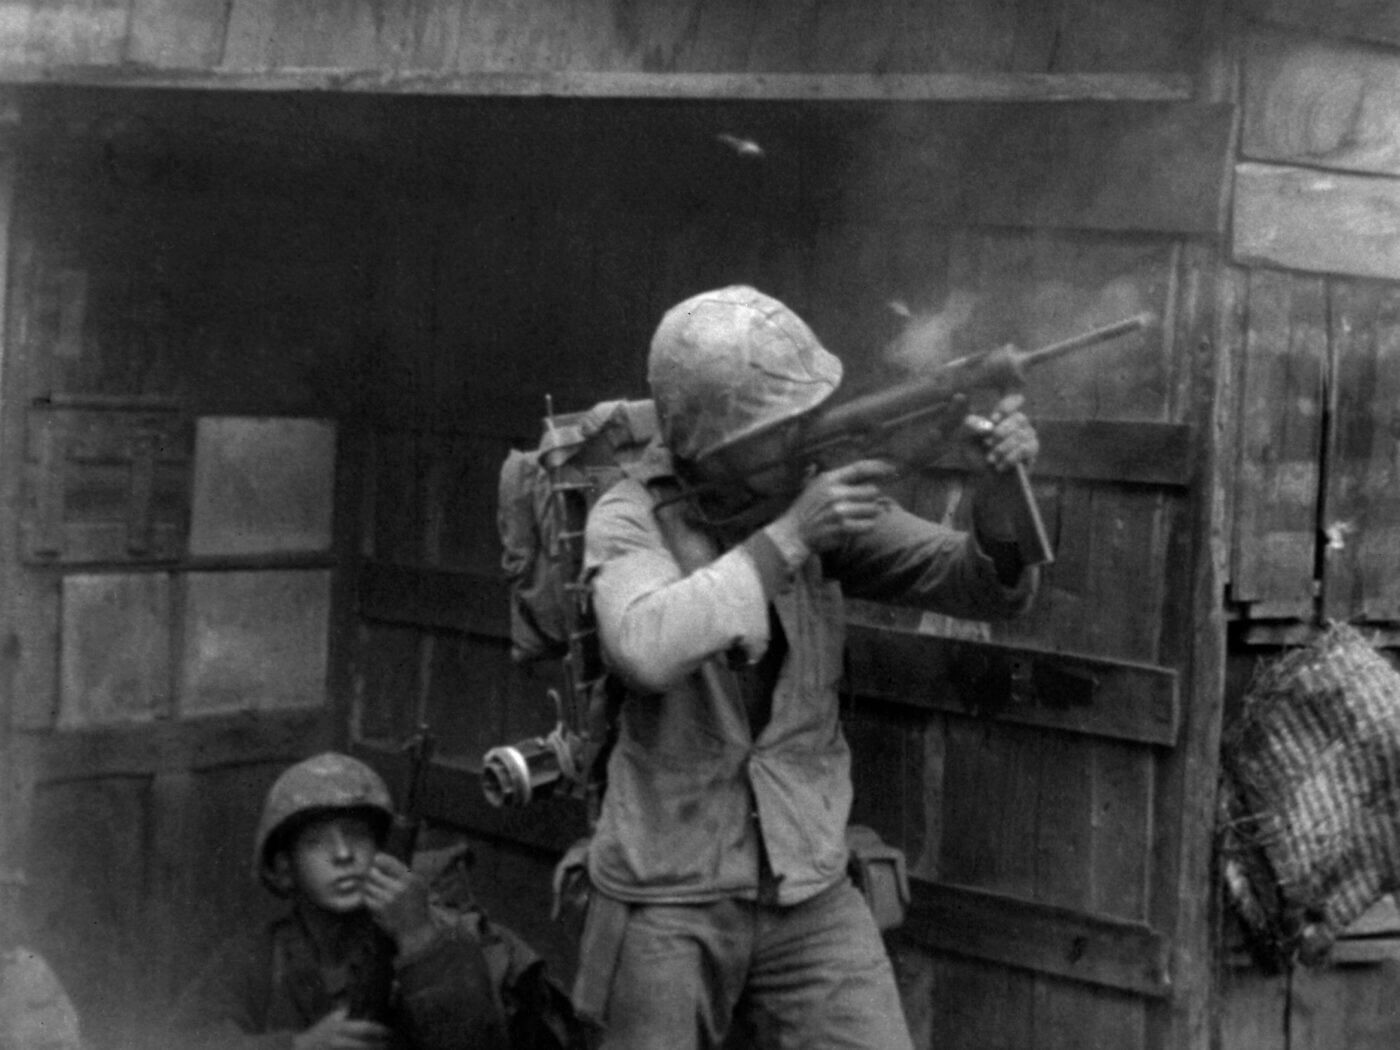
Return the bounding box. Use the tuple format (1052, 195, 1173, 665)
(293, 1007, 391, 1050)
(362, 854, 436, 957)
(772, 459, 898, 553)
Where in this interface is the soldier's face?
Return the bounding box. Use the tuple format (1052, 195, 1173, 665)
(699, 427, 803, 498)
(287, 813, 379, 913)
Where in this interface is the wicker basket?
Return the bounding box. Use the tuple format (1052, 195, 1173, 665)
(1218, 623, 1400, 968)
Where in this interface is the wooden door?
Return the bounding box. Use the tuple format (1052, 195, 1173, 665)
(0, 92, 377, 1050)
(342, 96, 1233, 1050)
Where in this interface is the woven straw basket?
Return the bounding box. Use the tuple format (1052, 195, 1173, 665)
(1218, 623, 1400, 968)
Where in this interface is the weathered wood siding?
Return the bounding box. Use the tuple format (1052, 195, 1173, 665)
(0, 3, 1322, 1050)
(1219, 10, 1400, 1048)
(341, 85, 1231, 1050)
(0, 0, 1201, 79)
(1, 89, 373, 1047)
(1229, 21, 1400, 642)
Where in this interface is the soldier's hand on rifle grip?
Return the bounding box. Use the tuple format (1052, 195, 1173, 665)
(362, 854, 436, 958)
(962, 392, 1038, 474)
(293, 1007, 391, 1050)
(769, 459, 899, 554)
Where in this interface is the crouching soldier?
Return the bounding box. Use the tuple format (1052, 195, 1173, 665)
(170, 752, 507, 1049)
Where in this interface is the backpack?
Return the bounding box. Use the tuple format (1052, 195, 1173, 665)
(496, 398, 659, 811)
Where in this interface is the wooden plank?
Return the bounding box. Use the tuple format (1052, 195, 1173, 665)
(23, 0, 131, 66)
(1053, 487, 1169, 664)
(903, 881, 1171, 998)
(127, 0, 229, 67)
(1088, 744, 1154, 918)
(36, 707, 326, 783)
(1032, 975, 1147, 1050)
(1283, 961, 1400, 1047)
(1149, 242, 1230, 1050)
(921, 953, 1035, 1050)
(1042, 0, 1200, 76)
(1322, 279, 1400, 621)
(1234, 161, 1400, 281)
(1229, 268, 1326, 614)
(1243, 26, 1400, 177)
(0, 152, 63, 732)
(960, 104, 1234, 235)
(357, 561, 508, 638)
(1242, 0, 1400, 49)
(929, 420, 1193, 486)
(843, 622, 1180, 746)
(1240, 620, 1400, 648)
(747, 0, 818, 74)
(0, 65, 1196, 100)
(1217, 265, 1249, 607)
(1031, 727, 1098, 911)
(926, 717, 1038, 895)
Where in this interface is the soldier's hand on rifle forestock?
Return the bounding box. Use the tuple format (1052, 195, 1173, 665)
(962, 392, 1038, 474)
(293, 1007, 390, 1050)
(362, 854, 436, 957)
(771, 459, 899, 554)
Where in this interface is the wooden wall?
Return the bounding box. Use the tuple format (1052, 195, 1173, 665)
(1219, 4, 1400, 1048)
(343, 89, 1232, 1050)
(0, 89, 377, 1047)
(8, 2, 1372, 1050)
(0, 0, 1200, 84)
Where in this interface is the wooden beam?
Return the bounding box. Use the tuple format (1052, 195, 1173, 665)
(901, 880, 1171, 998)
(1242, 0, 1400, 49)
(1233, 161, 1400, 281)
(844, 621, 1180, 746)
(1243, 26, 1400, 178)
(0, 65, 1195, 101)
(929, 420, 1194, 487)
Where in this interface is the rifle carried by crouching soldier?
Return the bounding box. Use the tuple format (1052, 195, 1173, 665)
(348, 726, 436, 1024)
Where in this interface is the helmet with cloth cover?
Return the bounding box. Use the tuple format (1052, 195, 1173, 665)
(647, 286, 843, 464)
(251, 751, 393, 891)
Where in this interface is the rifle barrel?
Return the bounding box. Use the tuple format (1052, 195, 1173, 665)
(1016, 310, 1155, 369)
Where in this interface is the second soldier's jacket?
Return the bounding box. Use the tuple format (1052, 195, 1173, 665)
(169, 903, 507, 1050)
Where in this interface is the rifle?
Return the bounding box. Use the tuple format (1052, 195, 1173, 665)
(682, 311, 1156, 565)
(382, 725, 436, 863)
(348, 725, 436, 1023)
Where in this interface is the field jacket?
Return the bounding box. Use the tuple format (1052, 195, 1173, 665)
(583, 451, 1036, 907)
(168, 905, 507, 1050)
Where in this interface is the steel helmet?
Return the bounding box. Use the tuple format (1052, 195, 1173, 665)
(647, 286, 843, 463)
(251, 752, 393, 890)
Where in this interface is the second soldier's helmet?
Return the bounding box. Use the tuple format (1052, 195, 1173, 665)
(647, 286, 843, 464)
(251, 752, 393, 891)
